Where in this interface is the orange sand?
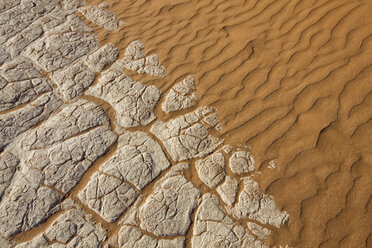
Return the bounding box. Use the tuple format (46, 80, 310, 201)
(82, 0, 372, 247)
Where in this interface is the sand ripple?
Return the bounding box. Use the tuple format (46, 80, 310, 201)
(73, 0, 372, 247)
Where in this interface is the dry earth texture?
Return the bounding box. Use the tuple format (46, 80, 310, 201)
(0, 0, 371, 248)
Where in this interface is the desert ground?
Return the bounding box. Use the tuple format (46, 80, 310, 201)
(0, 0, 371, 247)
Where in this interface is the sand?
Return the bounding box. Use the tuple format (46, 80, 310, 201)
(1, 0, 371, 247)
(90, 0, 372, 247)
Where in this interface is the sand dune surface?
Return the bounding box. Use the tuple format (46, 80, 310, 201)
(92, 0, 372, 247)
(0, 0, 371, 247)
